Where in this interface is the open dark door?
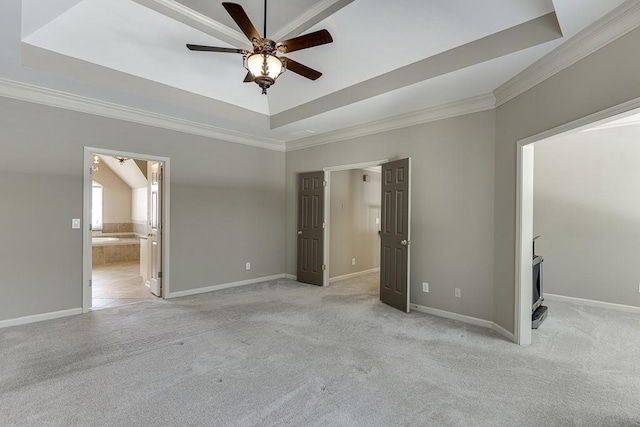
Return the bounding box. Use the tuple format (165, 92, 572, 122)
(297, 171, 325, 286)
(380, 158, 411, 312)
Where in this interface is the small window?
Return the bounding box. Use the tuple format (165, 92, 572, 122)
(92, 181, 103, 231)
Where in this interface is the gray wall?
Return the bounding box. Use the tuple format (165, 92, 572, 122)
(493, 27, 640, 333)
(534, 128, 640, 307)
(0, 97, 285, 321)
(329, 169, 380, 278)
(286, 111, 496, 321)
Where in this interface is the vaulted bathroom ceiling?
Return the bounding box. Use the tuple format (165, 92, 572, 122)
(15, 0, 629, 144)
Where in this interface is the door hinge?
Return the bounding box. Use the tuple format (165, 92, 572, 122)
(158, 271, 162, 279)
(158, 173, 164, 182)
(89, 167, 93, 175)
(322, 264, 326, 271)
(322, 222, 325, 229)
(89, 223, 92, 231)
(89, 279, 92, 288)
(323, 180, 327, 187)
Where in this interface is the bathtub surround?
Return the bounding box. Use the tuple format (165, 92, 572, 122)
(101, 222, 134, 234)
(92, 238, 140, 266)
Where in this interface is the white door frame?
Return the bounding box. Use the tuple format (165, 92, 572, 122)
(321, 159, 389, 287)
(514, 98, 640, 345)
(82, 146, 171, 313)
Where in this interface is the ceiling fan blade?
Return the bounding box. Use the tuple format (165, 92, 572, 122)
(187, 44, 244, 54)
(277, 29, 333, 53)
(222, 2, 261, 43)
(243, 72, 253, 83)
(282, 57, 322, 80)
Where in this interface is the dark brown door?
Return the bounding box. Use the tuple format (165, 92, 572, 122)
(380, 158, 411, 312)
(297, 171, 325, 286)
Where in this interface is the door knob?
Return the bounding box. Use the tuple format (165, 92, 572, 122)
(400, 239, 410, 246)
(297, 231, 303, 235)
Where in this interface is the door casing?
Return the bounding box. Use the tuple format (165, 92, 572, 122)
(82, 147, 171, 313)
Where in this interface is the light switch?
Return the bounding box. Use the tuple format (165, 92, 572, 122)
(72, 218, 81, 229)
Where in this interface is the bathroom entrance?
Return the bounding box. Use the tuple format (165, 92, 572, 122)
(82, 148, 169, 312)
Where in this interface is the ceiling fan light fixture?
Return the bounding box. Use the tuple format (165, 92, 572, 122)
(244, 52, 285, 94)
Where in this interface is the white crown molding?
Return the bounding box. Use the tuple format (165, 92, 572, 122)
(271, 0, 353, 41)
(494, 0, 640, 107)
(132, 0, 249, 48)
(285, 94, 496, 152)
(0, 78, 285, 152)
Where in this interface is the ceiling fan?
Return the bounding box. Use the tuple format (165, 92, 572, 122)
(186, 1, 333, 95)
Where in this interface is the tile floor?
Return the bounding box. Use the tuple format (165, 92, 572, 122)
(92, 262, 158, 309)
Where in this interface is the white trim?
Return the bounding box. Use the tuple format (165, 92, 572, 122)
(284, 274, 297, 280)
(491, 322, 516, 342)
(323, 159, 389, 172)
(411, 303, 516, 341)
(0, 308, 82, 329)
(166, 274, 285, 298)
(131, 0, 248, 47)
(545, 293, 640, 314)
(514, 143, 534, 346)
(410, 304, 493, 329)
(285, 94, 496, 152)
(406, 158, 412, 313)
(329, 268, 380, 283)
(271, 0, 353, 41)
(0, 78, 285, 152)
(323, 171, 330, 287)
(494, 1, 640, 106)
(83, 147, 172, 311)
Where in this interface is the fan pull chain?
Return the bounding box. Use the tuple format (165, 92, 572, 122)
(264, 0, 267, 38)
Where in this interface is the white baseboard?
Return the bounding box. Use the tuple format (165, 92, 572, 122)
(410, 303, 516, 342)
(330, 268, 380, 283)
(545, 293, 640, 314)
(166, 274, 286, 298)
(491, 322, 516, 342)
(0, 308, 83, 329)
(283, 274, 297, 280)
(410, 303, 493, 329)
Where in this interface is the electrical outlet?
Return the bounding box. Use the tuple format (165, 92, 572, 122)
(422, 282, 429, 292)
(454, 288, 461, 298)
(351, 258, 356, 265)
(245, 262, 251, 270)
(71, 218, 81, 229)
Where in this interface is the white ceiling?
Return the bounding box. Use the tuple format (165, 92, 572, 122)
(6, 0, 630, 144)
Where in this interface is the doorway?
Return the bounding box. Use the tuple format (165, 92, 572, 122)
(327, 166, 382, 285)
(296, 158, 413, 313)
(515, 101, 640, 345)
(82, 147, 170, 313)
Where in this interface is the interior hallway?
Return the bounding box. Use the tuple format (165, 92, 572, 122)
(92, 262, 156, 309)
(2, 273, 639, 425)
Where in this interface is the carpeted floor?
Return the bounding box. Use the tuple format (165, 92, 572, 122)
(1, 273, 639, 426)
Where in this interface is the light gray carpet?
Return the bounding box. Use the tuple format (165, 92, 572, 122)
(2, 273, 639, 426)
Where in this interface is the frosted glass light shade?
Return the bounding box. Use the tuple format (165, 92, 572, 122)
(246, 53, 283, 79)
